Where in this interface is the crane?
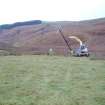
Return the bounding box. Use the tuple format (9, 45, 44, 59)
(68, 36, 89, 57)
(57, 25, 89, 57)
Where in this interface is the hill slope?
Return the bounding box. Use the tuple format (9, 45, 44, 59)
(0, 18, 105, 56)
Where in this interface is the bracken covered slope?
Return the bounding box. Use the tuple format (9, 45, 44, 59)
(0, 18, 105, 56)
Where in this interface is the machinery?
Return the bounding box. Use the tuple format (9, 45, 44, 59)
(58, 25, 89, 57)
(74, 44, 89, 57)
(68, 36, 89, 57)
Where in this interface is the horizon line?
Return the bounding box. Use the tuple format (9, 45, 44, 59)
(0, 17, 105, 25)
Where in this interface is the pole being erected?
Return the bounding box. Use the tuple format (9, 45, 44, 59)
(58, 25, 72, 51)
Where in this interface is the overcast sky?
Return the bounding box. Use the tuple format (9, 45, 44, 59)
(0, 0, 105, 24)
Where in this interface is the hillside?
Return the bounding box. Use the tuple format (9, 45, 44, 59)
(0, 18, 105, 56)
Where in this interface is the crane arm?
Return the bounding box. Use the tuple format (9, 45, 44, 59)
(68, 36, 83, 46)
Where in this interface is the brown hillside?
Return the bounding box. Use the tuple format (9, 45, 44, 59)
(0, 18, 105, 56)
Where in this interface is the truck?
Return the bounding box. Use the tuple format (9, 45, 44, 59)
(58, 26, 89, 57)
(73, 44, 89, 57)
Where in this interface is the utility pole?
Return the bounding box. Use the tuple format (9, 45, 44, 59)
(58, 25, 72, 51)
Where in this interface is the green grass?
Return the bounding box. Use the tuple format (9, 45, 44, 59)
(0, 55, 105, 105)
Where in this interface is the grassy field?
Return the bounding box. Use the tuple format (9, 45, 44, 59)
(0, 55, 105, 105)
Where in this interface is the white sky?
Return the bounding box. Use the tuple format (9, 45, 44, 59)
(0, 0, 105, 24)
